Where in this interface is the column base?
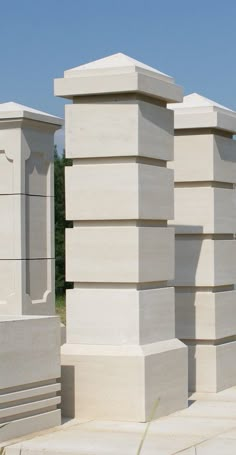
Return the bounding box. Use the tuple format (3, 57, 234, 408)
(188, 341, 236, 393)
(61, 339, 188, 422)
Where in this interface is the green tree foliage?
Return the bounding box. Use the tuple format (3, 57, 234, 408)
(54, 146, 72, 295)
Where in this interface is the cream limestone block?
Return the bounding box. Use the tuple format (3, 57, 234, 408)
(169, 134, 236, 184)
(66, 163, 174, 220)
(65, 101, 173, 161)
(66, 226, 174, 283)
(173, 187, 236, 234)
(0, 315, 61, 442)
(61, 339, 187, 421)
(66, 287, 175, 345)
(175, 290, 236, 340)
(175, 238, 236, 286)
(54, 53, 183, 103)
(188, 341, 236, 392)
(0, 259, 55, 315)
(169, 93, 236, 133)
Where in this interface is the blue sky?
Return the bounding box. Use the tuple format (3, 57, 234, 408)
(0, 0, 235, 151)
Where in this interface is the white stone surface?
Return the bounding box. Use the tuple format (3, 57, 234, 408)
(176, 289, 236, 340)
(61, 339, 187, 421)
(169, 93, 236, 133)
(0, 102, 61, 315)
(66, 163, 174, 220)
(169, 134, 236, 184)
(173, 187, 236, 234)
(175, 238, 236, 286)
(66, 226, 174, 283)
(65, 101, 174, 160)
(5, 389, 236, 454)
(0, 315, 61, 442)
(66, 287, 175, 345)
(56, 53, 187, 422)
(55, 53, 183, 102)
(188, 342, 236, 393)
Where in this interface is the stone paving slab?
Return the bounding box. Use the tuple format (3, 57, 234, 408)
(3, 388, 236, 454)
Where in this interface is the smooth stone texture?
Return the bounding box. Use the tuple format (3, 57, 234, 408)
(61, 339, 187, 421)
(66, 163, 174, 220)
(66, 287, 175, 345)
(55, 53, 183, 102)
(175, 289, 236, 340)
(65, 101, 174, 160)
(169, 93, 236, 133)
(66, 226, 174, 283)
(172, 187, 236, 234)
(0, 259, 55, 315)
(175, 238, 236, 286)
(0, 315, 61, 442)
(188, 342, 236, 392)
(6, 391, 236, 454)
(169, 134, 236, 183)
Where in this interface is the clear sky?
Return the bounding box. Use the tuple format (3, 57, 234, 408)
(0, 0, 235, 151)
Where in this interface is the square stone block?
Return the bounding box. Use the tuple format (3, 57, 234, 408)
(175, 238, 236, 286)
(0, 259, 55, 315)
(0, 315, 61, 442)
(0, 194, 52, 259)
(66, 287, 175, 345)
(173, 187, 236, 234)
(65, 163, 174, 220)
(169, 134, 236, 183)
(65, 100, 173, 161)
(61, 339, 187, 421)
(175, 290, 236, 340)
(66, 226, 174, 283)
(0, 126, 53, 196)
(188, 341, 236, 392)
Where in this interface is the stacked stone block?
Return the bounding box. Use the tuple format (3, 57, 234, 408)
(169, 93, 236, 392)
(55, 53, 188, 421)
(0, 102, 62, 315)
(0, 102, 62, 442)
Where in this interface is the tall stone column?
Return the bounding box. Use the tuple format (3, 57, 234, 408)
(0, 102, 62, 442)
(169, 93, 236, 393)
(55, 53, 188, 421)
(0, 102, 62, 315)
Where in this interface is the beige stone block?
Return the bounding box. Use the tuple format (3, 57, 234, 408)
(175, 238, 236, 286)
(170, 134, 236, 184)
(65, 101, 173, 160)
(66, 163, 173, 220)
(0, 315, 61, 442)
(66, 226, 174, 283)
(61, 339, 187, 421)
(188, 341, 236, 392)
(0, 194, 52, 260)
(0, 259, 55, 315)
(173, 187, 236, 234)
(0, 315, 60, 388)
(66, 287, 175, 345)
(176, 290, 236, 340)
(0, 126, 55, 196)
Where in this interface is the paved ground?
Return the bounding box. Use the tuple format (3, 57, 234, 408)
(3, 387, 236, 454)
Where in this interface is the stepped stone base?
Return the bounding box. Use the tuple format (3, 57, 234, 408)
(0, 316, 61, 443)
(61, 339, 188, 422)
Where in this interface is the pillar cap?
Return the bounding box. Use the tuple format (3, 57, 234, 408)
(168, 93, 236, 134)
(0, 102, 63, 127)
(54, 52, 183, 103)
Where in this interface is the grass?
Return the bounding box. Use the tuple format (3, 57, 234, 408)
(56, 294, 66, 325)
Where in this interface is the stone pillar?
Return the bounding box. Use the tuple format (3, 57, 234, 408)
(0, 102, 62, 315)
(55, 53, 188, 421)
(169, 93, 236, 393)
(0, 102, 62, 442)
